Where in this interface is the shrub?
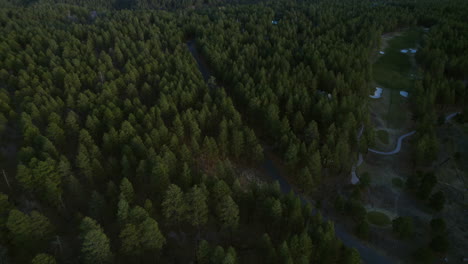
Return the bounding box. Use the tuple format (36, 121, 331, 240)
(367, 211, 391, 226)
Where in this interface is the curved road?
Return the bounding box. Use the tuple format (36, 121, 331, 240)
(445, 112, 460, 123)
(366, 111, 460, 156)
(187, 42, 395, 264)
(368, 130, 416, 155)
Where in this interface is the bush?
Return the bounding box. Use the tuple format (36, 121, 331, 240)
(359, 172, 371, 189)
(392, 177, 404, 188)
(334, 195, 345, 213)
(429, 191, 445, 211)
(345, 200, 367, 221)
(392, 216, 413, 239)
(367, 211, 391, 226)
(376, 130, 389, 144)
(430, 235, 449, 252)
(412, 247, 434, 263)
(430, 218, 446, 234)
(418, 173, 437, 200)
(355, 220, 369, 240)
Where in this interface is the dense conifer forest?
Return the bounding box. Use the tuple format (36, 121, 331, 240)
(0, 0, 466, 263)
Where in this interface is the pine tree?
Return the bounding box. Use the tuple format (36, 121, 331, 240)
(219, 196, 239, 243)
(31, 253, 57, 264)
(139, 217, 166, 252)
(343, 248, 360, 264)
(119, 224, 141, 256)
(6, 209, 33, 246)
(231, 130, 244, 158)
(211, 246, 225, 264)
(151, 163, 170, 197)
(429, 191, 445, 211)
(120, 178, 135, 204)
(88, 191, 106, 222)
(197, 240, 211, 264)
(6, 209, 53, 248)
(260, 233, 277, 264)
(81, 229, 113, 264)
(179, 162, 191, 190)
(162, 184, 186, 228)
(117, 196, 130, 224)
(187, 185, 208, 234)
(279, 241, 293, 264)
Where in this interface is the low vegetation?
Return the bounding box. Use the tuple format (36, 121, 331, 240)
(367, 211, 392, 227)
(375, 130, 389, 145)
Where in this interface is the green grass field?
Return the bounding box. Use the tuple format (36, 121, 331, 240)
(373, 28, 422, 92)
(376, 129, 389, 144)
(367, 211, 392, 226)
(385, 89, 409, 128)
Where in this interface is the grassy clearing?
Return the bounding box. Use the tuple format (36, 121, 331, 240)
(367, 211, 392, 226)
(373, 28, 422, 92)
(376, 129, 389, 144)
(384, 89, 409, 128)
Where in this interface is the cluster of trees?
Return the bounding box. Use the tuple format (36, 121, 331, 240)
(392, 216, 413, 239)
(406, 171, 445, 211)
(333, 175, 372, 240)
(412, 0, 468, 165)
(1, 0, 244, 10)
(182, 0, 421, 193)
(0, 0, 465, 263)
(412, 217, 450, 263)
(0, 2, 364, 263)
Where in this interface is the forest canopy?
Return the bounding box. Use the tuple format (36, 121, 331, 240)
(0, 0, 466, 263)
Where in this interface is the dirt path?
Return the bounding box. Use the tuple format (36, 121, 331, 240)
(351, 153, 363, 184)
(368, 130, 416, 155)
(445, 112, 460, 123)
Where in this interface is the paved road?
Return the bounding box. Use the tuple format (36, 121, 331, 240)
(368, 130, 416, 155)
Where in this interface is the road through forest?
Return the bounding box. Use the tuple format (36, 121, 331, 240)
(186, 40, 396, 264)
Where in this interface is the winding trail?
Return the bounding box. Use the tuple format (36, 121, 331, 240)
(368, 130, 416, 155)
(351, 153, 363, 184)
(445, 112, 460, 123)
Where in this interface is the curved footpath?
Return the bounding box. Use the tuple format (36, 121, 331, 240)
(368, 130, 416, 155)
(351, 153, 363, 184)
(445, 112, 460, 123)
(365, 112, 460, 156)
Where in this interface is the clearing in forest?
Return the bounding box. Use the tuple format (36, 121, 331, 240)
(372, 28, 422, 92)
